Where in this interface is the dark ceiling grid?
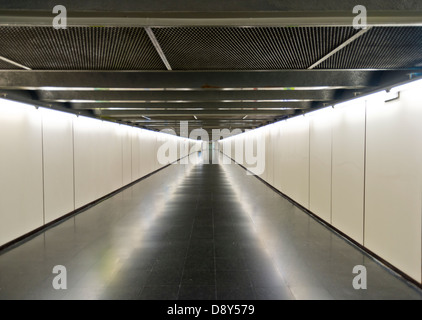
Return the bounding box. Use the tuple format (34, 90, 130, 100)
(151, 26, 358, 70)
(0, 59, 21, 70)
(317, 27, 422, 69)
(0, 26, 166, 70)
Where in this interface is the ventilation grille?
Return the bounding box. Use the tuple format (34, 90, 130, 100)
(317, 27, 422, 69)
(152, 26, 358, 70)
(0, 26, 166, 70)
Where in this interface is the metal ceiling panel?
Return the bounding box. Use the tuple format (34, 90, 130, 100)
(0, 59, 20, 69)
(317, 27, 422, 69)
(0, 26, 166, 70)
(152, 26, 358, 70)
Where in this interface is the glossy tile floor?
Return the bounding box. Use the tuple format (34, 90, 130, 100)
(0, 150, 421, 300)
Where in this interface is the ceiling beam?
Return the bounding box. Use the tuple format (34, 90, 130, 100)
(70, 101, 312, 110)
(1, 2, 422, 27)
(37, 89, 339, 101)
(3, 1, 422, 12)
(134, 122, 264, 127)
(124, 118, 268, 122)
(141, 122, 263, 125)
(96, 109, 295, 116)
(0, 70, 409, 90)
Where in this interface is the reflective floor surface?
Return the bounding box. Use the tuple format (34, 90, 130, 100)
(0, 150, 421, 300)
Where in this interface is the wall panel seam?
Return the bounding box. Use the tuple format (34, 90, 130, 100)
(363, 100, 368, 246)
(40, 112, 45, 226)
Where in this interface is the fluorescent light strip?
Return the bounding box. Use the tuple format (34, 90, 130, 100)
(100, 108, 206, 111)
(50, 99, 313, 103)
(8, 86, 365, 91)
(217, 108, 293, 110)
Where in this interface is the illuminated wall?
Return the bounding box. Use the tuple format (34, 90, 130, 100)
(219, 80, 422, 283)
(0, 99, 199, 247)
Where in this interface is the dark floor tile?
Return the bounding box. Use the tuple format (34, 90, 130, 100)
(105, 269, 150, 289)
(194, 217, 213, 227)
(216, 271, 251, 288)
(215, 258, 246, 271)
(187, 245, 214, 258)
(139, 285, 179, 300)
(64, 287, 106, 300)
(159, 246, 189, 260)
(101, 286, 143, 300)
(154, 258, 186, 271)
(178, 285, 216, 300)
(146, 268, 183, 286)
(248, 271, 286, 288)
(288, 286, 334, 300)
(182, 269, 215, 286)
(166, 226, 193, 240)
(214, 241, 242, 258)
(191, 226, 214, 239)
(185, 255, 215, 270)
(118, 257, 155, 271)
(216, 286, 256, 300)
(242, 255, 276, 272)
(254, 286, 295, 300)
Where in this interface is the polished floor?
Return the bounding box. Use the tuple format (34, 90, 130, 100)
(0, 150, 421, 300)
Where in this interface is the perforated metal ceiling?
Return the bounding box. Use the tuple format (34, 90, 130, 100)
(0, 26, 165, 70)
(3, 26, 422, 71)
(0, 59, 19, 69)
(152, 27, 358, 70)
(317, 27, 422, 69)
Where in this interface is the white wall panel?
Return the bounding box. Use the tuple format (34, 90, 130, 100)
(267, 125, 278, 188)
(232, 138, 237, 163)
(309, 108, 333, 223)
(146, 132, 157, 172)
(281, 116, 310, 208)
(0, 99, 43, 246)
(121, 125, 132, 186)
(137, 131, 148, 177)
(152, 134, 159, 171)
(331, 100, 365, 244)
(272, 124, 283, 193)
(131, 128, 141, 181)
(101, 121, 123, 195)
(249, 127, 266, 178)
(41, 108, 75, 223)
(74, 117, 123, 208)
(365, 89, 422, 282)
(265, 126, 274, 185)
(156, 134, 166, 169)
(73, 116, 104, 208)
